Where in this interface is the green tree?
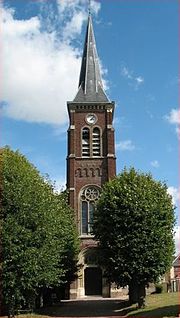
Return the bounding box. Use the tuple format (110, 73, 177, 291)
(93, 168, 175, 308)
(0, 147, 79, 314)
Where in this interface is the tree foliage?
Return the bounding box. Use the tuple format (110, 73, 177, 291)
(93, 168, 175, 306)
(0, 147, 79, 312)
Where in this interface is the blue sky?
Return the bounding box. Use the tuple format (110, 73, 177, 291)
(1, 0, 179, 249)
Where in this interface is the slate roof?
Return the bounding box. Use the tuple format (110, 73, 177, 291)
(173, 253, 180, 267)
(73, 14, 109, 103)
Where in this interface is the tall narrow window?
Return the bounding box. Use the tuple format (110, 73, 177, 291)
(82, 201, 88, 234)
(89, 202, 94, 233)
(82, 128, 90, 157)
(92, 128, 100, 156)
(80, 186, 100, 235)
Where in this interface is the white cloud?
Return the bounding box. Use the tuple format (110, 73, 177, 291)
(116, 140, 135, 151)
(167, 186, 180, 206)
(165, 109, 180, 125)
(57, 0, 100, 42)
(121, 66, 133, 80)
(165, 108, 180, 138)
(1, 2, 104, 127)
(150, 160, 159, 168)
(2, 7, 81, 125)
(121, 65, 144, 90)
(62, 11, 87, 40)
(57, 0, 77, 13)
(135, 76, 144, 84)
(57, 0, 100, 16)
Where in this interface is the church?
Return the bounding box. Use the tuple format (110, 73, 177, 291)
(66, 12, 121, 299)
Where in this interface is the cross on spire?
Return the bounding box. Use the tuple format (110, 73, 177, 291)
(88, 0, 91, 15)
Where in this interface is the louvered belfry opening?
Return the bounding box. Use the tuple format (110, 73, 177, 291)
(82, 128, 90, 157)
(82, 127, 101, 157)
(92, 127, 100, 156)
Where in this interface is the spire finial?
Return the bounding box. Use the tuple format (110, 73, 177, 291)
(88, 0, 91, 15)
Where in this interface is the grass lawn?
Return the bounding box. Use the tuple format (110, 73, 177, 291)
(118, 292, 180, 317)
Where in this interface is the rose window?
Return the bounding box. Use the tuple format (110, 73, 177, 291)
(84, 187, 100, 201)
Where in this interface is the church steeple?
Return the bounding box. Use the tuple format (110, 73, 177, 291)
(67, 6, 116, 300)
(73, 14, 109, 102)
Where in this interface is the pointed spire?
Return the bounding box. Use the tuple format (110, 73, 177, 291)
(73, 14, 109, 102)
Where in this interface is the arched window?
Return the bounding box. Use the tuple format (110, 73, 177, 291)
(81, 126, 101, 157)
(80, 186, 100, 235)
(92, 128, 101, 156)
(82, 128, 90, 157)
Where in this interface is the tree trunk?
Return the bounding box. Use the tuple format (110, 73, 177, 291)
(129, 279, 138, 304)
(137, 283, 146, 308)
(129, 279, 146, 308)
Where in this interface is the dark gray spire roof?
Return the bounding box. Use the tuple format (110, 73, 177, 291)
(73, 14, 109, 103)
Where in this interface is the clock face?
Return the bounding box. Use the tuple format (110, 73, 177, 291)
(86, 114, 97, 125)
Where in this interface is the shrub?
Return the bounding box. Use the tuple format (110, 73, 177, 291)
(155, 283, 163, 293)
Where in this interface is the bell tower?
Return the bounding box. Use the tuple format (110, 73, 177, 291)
(67, 13, 116, 298)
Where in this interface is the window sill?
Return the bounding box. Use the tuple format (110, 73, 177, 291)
(79, 235, 95, 239)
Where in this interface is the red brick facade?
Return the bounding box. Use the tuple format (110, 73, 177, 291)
(173, 254, 180, 278)
(67, 102, 116, 230)
(66, 102, 116, 298)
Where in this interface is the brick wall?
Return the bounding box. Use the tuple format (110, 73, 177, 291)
(67, 102, 116, 243)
